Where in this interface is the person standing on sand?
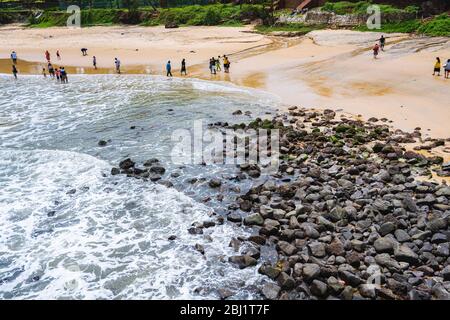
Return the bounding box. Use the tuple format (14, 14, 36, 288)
(373, 43, 380, 59)
(216, 56, 222, 72)
(11, 51, 17, 64)
(45, 50, 50, 62)
(433, 57, 441, 76)
(379, 35, 386, 51)
(210, 58, 216, 75)
(93, 56, 97, 69)
(223, 55, 230, 73)
(12, 65, 18, 80)
(444, 59, 450, 79)
(115, 58, 121, 74)
(56, 50, 61, 60)
(166, 61, 173, 77)
(181, 58, 187, 76)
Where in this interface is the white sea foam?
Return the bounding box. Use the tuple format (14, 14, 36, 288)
(0, 75, 275, 299)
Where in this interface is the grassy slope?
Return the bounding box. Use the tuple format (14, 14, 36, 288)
(26, 4, 268, 28)
(355, 14, 450, 36)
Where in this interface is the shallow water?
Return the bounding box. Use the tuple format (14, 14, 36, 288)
(0, 74, 279, 299)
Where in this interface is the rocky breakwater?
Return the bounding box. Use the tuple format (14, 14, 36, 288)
(109, 107, 450, 300)
(222, 108, 450, 300)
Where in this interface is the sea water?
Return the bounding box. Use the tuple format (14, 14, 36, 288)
(0, 74, 279, 299)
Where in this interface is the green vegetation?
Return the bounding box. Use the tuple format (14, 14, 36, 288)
(416, 14, 450, 37)
(321, 1, 414, 15)
(27, 4, 269, 27)
(255, 23, 325, 34)
(355, 14, 450, 36)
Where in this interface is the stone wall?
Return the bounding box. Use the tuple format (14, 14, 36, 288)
(277, 10, 417, 27)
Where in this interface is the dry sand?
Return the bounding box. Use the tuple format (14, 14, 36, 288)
(0, 25, 449, 139)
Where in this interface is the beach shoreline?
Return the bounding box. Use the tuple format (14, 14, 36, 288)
(0, 25, 449, 140)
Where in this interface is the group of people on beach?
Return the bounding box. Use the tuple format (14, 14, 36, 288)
(209, 55, 231, 74)
(10, 46, 232, 80)
(433, 57, 450, 79)
(43, 50, 68, 83)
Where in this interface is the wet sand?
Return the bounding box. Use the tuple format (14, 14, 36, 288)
(0, 25, 449, 140)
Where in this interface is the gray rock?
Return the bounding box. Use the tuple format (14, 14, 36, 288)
(208, 178, 222, 188)
(394, 229, 411, 242)
(310, 280, 328, 298)
(309, 242, 327, 258)
(277, 241, 298, 256)
(228, 255, 257, 269)
(302, 263, 321, 281)
(375, 253, 401, 270)
(262, 282, 280, 300)
(394, 245, 419, 264)
(244, 213, 264, 226)
(277, 272, 295, 290)
(374, 237, 396, 253)
(379, 222, 396, 236)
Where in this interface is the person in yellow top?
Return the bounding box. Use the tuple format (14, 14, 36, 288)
(223, 55, 230, 73)
(433, 57, 441, 76)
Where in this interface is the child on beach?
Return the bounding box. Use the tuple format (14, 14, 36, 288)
(56, 50, 61, 60)
(115, 58, 121, 74)
(433, 57, 441, 76)
(45, 50, 50, 62)
(12, 65, 18, 79)
(11, 51, 17, 64)
(93, 56, 97, 69)
(42, 67, 47, 78)
(166, 61, 173, 77)
(373, 43, 380, 59)
(181, 58, 187, 75)
(444, 59, 450, 79)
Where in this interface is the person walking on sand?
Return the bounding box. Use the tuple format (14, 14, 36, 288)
(11, 51, 17, 64)
(444, 59, 450, 79)
(181, 58, 187, 76)
(48, 63, 55, 78)
(373, 43, 380, 59)
(379, 35, 386, 51)
(216, 56, 222, 72)
(45, 50, 50, 62)
(433, 57, 441, 76)
(166, 60, 173, 77)
(56, 50, 61, 60)
(12, 65, 18, 80)
(114, 58, 121, 74)
(93, 56, 97, 69)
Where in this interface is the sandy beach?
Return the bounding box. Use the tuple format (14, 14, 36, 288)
(0, 24, 449, 138)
